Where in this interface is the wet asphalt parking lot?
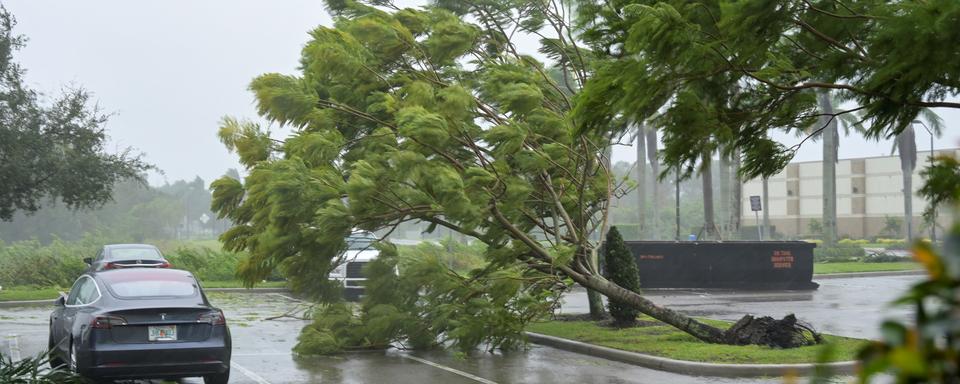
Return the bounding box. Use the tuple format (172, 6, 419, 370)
(0, 274, 921, 383)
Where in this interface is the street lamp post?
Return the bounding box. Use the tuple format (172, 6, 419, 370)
(912, 120, 936, 244)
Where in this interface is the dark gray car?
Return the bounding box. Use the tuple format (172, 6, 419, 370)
(85, 244, 171, 271)
(48, 268, 231, 383)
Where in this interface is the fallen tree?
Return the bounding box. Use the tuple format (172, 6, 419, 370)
(211, 0, 815, 348)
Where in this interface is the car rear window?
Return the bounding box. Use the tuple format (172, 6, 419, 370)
(109, 248, 163, 260)
(346, 236, 376, 251)
(102, 270, 197, 298)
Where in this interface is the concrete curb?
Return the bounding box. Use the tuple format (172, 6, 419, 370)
(0, 287, 291, 307)
(0, 299, 54, 308)
(525, 332, 857, 378)
(813, 270, 923, 279)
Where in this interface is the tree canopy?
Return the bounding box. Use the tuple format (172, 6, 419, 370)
(0, 6, 149, 220)
(210, 0, 784, 347)
(575, 0, 960, 179)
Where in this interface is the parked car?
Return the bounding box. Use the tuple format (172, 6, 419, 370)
(85, 244, 171, 271)
(329, 231, 379, 301)
(48, 268, 231, 383)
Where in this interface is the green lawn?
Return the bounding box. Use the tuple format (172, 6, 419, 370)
(0, 287, 63, 301)
(527, 319, 866, 364)
(814, 262, 920, 274)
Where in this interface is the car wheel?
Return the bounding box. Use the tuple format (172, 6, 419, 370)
(203, 366, 230, 384)
(47, 332, 65, 368)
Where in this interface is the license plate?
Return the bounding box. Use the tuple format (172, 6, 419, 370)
(148, 325, 177, 341)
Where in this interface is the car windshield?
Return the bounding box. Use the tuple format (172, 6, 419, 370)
(346, 236, 376, 251)
(103, 270, 197, 298)
(109, 247, 163, 260)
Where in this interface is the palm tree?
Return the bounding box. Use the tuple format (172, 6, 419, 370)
(809, 91, 863, 244)
(635, 124, 647, 239)
(701, 152, 717, 239)
(893, 110, 943, 242)
(646, 128, 660, 239)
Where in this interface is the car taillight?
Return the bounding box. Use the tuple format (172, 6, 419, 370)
(197, 310, 226, 325)
(91, 315, 127, 329)
(103, 262, 119, 270)
(158, 261, 172, 268)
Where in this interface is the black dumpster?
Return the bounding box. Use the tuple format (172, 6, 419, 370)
(622, 241, 818, 290)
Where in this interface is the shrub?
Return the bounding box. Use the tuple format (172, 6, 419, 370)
(863, 252, 911, 263)
(0, 237, 99, 288)
(165, 247, 243, 282)
(883, 242, 910, 251)
(813, 244, 866, 262)
(0, 352, 86, 383)
(838, 238, 869, 246)
(603, 227, 641, 326)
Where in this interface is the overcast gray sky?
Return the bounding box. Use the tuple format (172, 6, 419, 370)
(6, 1, 960, 186)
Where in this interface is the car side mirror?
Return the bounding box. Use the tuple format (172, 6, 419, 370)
(54, 295, 66, 307)
(83, 257, 92, 265)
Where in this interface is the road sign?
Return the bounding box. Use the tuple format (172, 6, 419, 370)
(749, 195, 762, 211)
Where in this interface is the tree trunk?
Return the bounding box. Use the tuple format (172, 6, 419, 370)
(586, 269, 607, 320)
(636, 124, 647, 240)
(718, 152, 731, 237)
(587, 146, 613, 320)
(817, 91, 838, 245)
(731, 149, 742, 237)
(701, 154, 716, 239)
(646, 129, 660, 240)
(762, 177, 770, 239)
(897, 126, 917, 242)
(567, 267, 726, 343)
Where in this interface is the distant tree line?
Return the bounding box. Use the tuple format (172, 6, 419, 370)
(0, 173, 234, 244)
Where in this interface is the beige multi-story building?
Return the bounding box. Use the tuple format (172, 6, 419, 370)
(741, 149, 958, 239)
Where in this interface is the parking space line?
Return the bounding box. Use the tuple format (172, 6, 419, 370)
(400, 354, 498, 384)
(231, 361, 272, 384)
(5, 333, 21, 362)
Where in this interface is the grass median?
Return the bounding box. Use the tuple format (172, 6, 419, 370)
(814, 261, 920, 274)
(526, 317, 867, 364)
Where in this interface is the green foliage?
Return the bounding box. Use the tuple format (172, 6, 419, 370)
(0, 236, 99, 287)
(0, 352, 87, 384)
(575, 0, 960, 179)
(165, 247, 244, 282)
(0, 236, 253, 289)
(863, 252, 911, 264)
(857, 156, 960, 382)
(293, 242, 561, 355)
(807, 219, 824, 238)
(397, 239, 486, 273)
(838, 239, 870, 246)
(920, 155, 960, 222)
(603, 227, 641, 326)
(813, 245, 866, 263)
(0, 7, 150, 220)
(880, 216, 904, 238)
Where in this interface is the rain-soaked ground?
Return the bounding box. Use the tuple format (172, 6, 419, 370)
(0, 274, 920, 383)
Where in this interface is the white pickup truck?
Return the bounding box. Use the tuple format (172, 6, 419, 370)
(328, 231, 379, 301)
